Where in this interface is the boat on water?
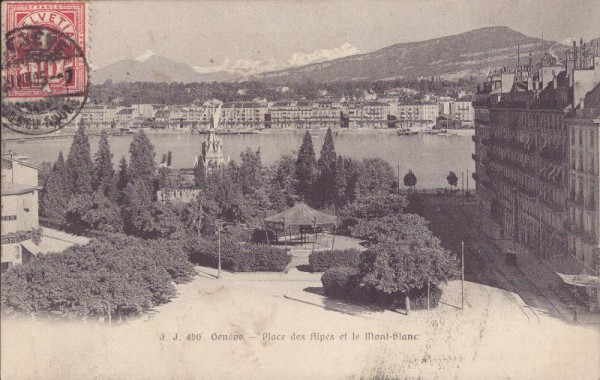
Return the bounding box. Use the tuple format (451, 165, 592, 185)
(425, 129, 447, 135)
(397, 129, 419, 136)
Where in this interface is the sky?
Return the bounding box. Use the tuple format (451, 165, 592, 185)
(88, 0, 600, 69)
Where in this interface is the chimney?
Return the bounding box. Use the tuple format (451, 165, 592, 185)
(573, 41, 579, 70)
(553, 71, 558, 89)
(167, 151, 172, 167)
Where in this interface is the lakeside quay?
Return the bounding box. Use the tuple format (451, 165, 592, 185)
(1, 126, 475, 141)
(2, 128, 475, 190)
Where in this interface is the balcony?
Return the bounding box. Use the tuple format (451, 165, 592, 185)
(586, 195, 596, 211)
(583, 230, 598, 245)
(540, 196, 565, 212)
(576, 191, 584, 206)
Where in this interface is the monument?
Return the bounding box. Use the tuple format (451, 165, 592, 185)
(195, 104, 228, 172)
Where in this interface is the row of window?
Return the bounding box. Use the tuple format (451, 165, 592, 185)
(571, 128, 596, 148)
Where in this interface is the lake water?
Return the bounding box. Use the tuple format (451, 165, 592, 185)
(4, 130, 475, 190)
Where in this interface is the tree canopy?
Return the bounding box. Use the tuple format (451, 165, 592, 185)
(316, 128, 338, 207)
(295, 131, 317, 203)
(65, 123, 94, 195)
(93, 130, 115, 196)
(447, 171, 458, 188)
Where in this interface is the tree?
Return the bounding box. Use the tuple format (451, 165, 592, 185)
(344, 193, 408, 224)
(65, 192, 124, 234)
(356, 214, 459, 308)
(0, 234, 193, 318)
(93, 130, 115, 196)
(122, 179, 153, 235)
(447, 171, 458, 188)
(193, 160, 206, 188)
(270, 154, 299, 211)
(403, 170, 417, 193)
(295, 131, 317, 203)
(37, 162, 53, 190)
(128, 130, 157, 197)
(179, 193, 221, 236)
(355, 158, 396, 199)
(334, 155, 347, 207)
(41, 152, 70, 223)
(316, 127, 338, 207)
(65, 123, 94, 195)
(236, 148, 265, 195)
(122, 182, 184, 239)
(157, 167, 185, 189)
(343, 158, 361, 203)
(114, 156, 129, 204)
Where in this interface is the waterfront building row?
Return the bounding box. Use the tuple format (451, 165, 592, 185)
(73, 98, 473, 130)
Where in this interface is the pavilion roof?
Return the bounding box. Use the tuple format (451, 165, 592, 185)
(265, 202, 338, 227)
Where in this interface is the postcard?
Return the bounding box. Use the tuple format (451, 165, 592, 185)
(1, 1, 599, 379)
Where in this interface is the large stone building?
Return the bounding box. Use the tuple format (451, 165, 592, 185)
(473, 40, 600, 264)
(1, 155, 40, 272)
(566, 83, 600, 303)
(450, 99, 475, 126)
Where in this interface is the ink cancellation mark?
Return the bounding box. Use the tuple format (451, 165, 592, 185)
(2, 2, 87, 135)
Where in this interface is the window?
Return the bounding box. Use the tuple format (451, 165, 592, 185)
(579, 130, 583, 146)
(591, 130, 595, 148)
(22, 198, 30, 212)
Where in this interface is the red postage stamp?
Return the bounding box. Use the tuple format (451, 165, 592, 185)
(2, 1, 87, 134)
(4, 2, 87, 98)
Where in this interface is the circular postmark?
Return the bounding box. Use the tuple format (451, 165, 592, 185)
(2, 25, 88, 135)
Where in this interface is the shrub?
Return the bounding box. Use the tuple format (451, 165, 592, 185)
(146, 239, 196, 284)
(321, 267, 361, 298)
(407, 285, 442, 310)
(308, 249, 364, 272)
(184, 237, 291, 272)
(234, 244, 291, 272)
(0, 234, 194, 318)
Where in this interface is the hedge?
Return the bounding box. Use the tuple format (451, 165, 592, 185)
(184, 237, 291, 272)
(406, 285, 442, 310)
(321, 267, 361, 298)
(1, 234, 195, 318)
(309, 249, 364, 272)
(320, 266, 443, 310)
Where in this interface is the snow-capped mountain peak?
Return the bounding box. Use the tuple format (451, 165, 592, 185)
(135, 49, 158, 63)
(192, 43, 360, 77)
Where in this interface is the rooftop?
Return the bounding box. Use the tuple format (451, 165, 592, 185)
(0, 182, 38, 196)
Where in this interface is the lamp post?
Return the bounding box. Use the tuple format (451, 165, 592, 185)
(461, 240, 465, 309)
(427, 281, 430, 321)
(215, 220, 223, 279)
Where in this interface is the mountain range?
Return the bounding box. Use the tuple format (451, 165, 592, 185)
(90, 27, 599, 85)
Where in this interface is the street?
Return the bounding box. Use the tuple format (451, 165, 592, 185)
(418, 194, 599, 324)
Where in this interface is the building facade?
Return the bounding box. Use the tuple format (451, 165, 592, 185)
(450, 100, 475, 126)
(473, 41, 600, 264)
(1, 155, 40, 272)
(566, 84, 600, 304)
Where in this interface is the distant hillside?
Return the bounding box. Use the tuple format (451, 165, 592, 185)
(91, 28, 599, 85)
(246, 27, 562, 84)
(90, 53, 239, 84)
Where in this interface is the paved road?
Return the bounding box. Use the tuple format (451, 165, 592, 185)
(419, 196, 572, 322)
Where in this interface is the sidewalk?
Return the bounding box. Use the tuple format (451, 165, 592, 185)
(460, 204, 600, 325)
